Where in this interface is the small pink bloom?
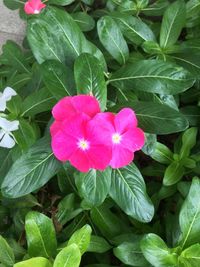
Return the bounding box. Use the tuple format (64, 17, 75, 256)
(24, 0, 46, 15)
(51, 95, 101, 137)
(90, 108, 145, 169)
(51, 113, 111, 172)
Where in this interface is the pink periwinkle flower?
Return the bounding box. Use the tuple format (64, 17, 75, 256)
(50, 95, 100, 136)
(51, 113, 112, 172)
(50, 95, 145, 172)
(24, 0, 46, 15)
(90, 108, 145, 169)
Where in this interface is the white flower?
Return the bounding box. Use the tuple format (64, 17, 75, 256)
(0, 118, 19, 148)
(0, 87, 17, 112)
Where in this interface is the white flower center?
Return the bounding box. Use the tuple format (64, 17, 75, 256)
(78, 139, 90, 151)
(34, 9, 40, 14)
(112, 133, 122, 144)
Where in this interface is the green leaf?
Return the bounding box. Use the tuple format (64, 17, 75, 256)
(110, 163, 154, 223)
(97, 16, 129, 65)
(87, 236, 112, 253)
(179, 177, 200, 248)
(74, 53, 107, 111)
(142, 0, 169, 16)
(180, 106, 200, 126)
(90, 206, 122, 238)
(111, 12, 155, 45)
(109, 60, 195, 95)
(68, 224, 92, 254)
(56, 194, 83, 225)
(114, 240, 148, 267)
(180, 127, 198, 159)
(151, 142, 173, 165)
(25, 211, 57, 258)
(1, 137, 61, 198)
(179, 243, 200, 267)
(0, 41, 31, 74)
(48, 0, 75, 5)
(21, 87, 56, 117)
(113, 101, 189, 134)
(41, 60, 75, 99)
(72, 12, 95, 32)
(160, 0, 186, 49)
(141, 233, 178, 267)
(53, 244, 81, 267)
(14, 257, 52, 267)
(27, 7, 105, 68)
(76, 168, 111, 207)
(0, 148, 12, 186)
(171, 54, 200, 79)
(163, 161, 185, 186)
(13, 119, 37, 152)
(0, 235, 15, 266)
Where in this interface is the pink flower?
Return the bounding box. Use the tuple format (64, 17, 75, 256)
(51, 113, 111, 172)
(24, 0, 46, 15)
(51, 95, 100, 137)
(90, 108, 145, 168)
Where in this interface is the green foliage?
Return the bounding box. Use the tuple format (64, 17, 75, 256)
(1, 0, 200, 266)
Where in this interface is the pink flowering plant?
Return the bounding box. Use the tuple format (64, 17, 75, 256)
(0, 0, 200, 266)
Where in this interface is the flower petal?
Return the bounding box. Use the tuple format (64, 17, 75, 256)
(0, 98, 6, 112)
(115, 108, 138, 133)
(51, 131, 77, 161)
(110, 145, 134, 169)
(0, 133, 15, 148)
(71, 95, 101, 118)
(0, 118, 19, 132)
(52, 95, 100, 121)
(69, 149, 91, 172)
(88, 112, 115, 144)
(52, 96, 75, 121)
(121, 127, 145, 152)
(3, 87, 17, 101)
(88, 144, 112, 171)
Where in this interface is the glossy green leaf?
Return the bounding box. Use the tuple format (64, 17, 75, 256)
(68, 224, 92, 254)
(25, 211, 57, 258)
(14, 257, 52, 267)
(0, 148, 12, 186)
(72, 12, 95, 32)
(163, 161, 185, 186)
(48, 0, 75, 5)
(21, 87, 56, 117)
(87, 236, 112, 253)
(0, 235, 15, 266)
(13, 119, 37, 152)
(179, 177, 200, 248)
(74, 53, 107, 111)
(0, 41, 31, 74)
(97, 16, 129, 64)
(151, 142, 173, 165)
(114, 240, 148, 266)
(179, 243, 200, 267)
(1, 137, 61, 198)
(41, 60, 75, 99)
(113, 101, 189, 134)
(110, 60, 195, 95)
(111, 13, 155, 45)
(27, 7, 105, 68)
(160, 0, 186, 48)
(76, 168, 111, 207)
(141, 233, 178, 267)
(180, 127, 198, 159)
(90, 206, 122, 238)
(53, 244, 81, 267)
(110, 164, 154, 223)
